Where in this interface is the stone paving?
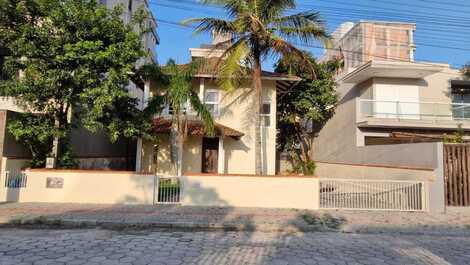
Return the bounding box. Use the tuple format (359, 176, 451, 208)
(2, 203, 470, 234)
(1, 228, 470, 265)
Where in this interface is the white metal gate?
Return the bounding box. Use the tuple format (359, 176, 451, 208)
(154, 176, 181, 204)
(320, 179, 427, 211)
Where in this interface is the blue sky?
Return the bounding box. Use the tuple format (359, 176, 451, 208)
(150, 0, 470, 71)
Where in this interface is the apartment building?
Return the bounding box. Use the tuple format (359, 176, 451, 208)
(314, 21, 468, 164)
(0, 0, 158, 170)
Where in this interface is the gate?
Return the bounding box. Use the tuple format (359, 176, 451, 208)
(444, 144, 470, 206)
(320, 179, 427, 211)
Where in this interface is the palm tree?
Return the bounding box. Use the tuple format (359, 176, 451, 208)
(146, 59, 214, 176)
(184, 0, 330, 175)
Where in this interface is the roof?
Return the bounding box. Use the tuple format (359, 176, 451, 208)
(152, 117, 244, 139)
(340, 60, 447, 84)
(178, 58, 301, 81)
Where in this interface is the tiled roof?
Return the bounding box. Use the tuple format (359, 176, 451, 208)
(177, 58, 300, 81)
(152, 117, 244, 139)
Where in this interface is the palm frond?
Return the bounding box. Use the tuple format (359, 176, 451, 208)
(260, 0, 296, 22)
(188, 90, 215, 136)
(273, 10, 330, 47)
(216, 38, 250, 91)
(182, 17, 237, 36)
(269, 35, 317, 78)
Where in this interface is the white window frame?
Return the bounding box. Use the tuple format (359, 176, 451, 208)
(260, 101, 271, 128)
(204, 89, 220, 116)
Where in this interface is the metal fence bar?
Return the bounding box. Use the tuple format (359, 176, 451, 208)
(4, 171, 27, 188)
(319, 179, 427, 211)
(154, 176, 181, 204)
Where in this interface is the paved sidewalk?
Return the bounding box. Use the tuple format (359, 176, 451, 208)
(1, 203, 470, 234)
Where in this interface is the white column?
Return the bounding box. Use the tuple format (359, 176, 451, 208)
(0, 157, 7, 202)
(409, 29, 415, 62)
(136, 80, 151, 172)
(218, 135, 225, 174)
(199, 78, 205, 101)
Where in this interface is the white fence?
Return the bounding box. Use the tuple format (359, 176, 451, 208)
(4, 171, 27, 188)
(154, 176, 181, 204)
(320, 179, 427, 211)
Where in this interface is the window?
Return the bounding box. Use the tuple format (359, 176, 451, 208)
(261, 102, 271, 127)
(204, 89, 219, 115)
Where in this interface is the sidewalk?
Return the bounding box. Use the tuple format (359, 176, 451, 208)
(1, 203, 470, 235)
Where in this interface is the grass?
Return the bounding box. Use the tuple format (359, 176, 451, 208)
(300, 212, 346, 230)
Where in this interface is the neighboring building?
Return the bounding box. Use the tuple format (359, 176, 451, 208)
(314, 21, 469, 163)
(137, 35, 300, 175)
(0, 0, 158, 170)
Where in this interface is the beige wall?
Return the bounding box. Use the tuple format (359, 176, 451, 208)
(0, 157, 29, 202)
(181, 175, 319, 209)
(316, 162, 435, 182)
(4, 170, 155, 204)
(146, 78, 278, 175)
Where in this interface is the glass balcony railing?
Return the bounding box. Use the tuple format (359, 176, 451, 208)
(359, 99, 470, 122)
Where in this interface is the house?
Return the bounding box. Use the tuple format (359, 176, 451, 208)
(0, 0, 158, 171)
(136, 35, 300, 175)
(314, 20, 469, 164)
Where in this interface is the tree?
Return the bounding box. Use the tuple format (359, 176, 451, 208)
(147, 59, 214, 176)
(0, 0, 153, 167)
(275, 53, 339, 174)
(185, 0, 330, 175)
(463, 63, 470, 79)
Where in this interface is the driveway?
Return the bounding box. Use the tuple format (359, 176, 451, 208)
(1, 228, 470, 265)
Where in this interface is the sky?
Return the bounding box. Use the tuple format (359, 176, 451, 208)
(150, 0, 470, 71)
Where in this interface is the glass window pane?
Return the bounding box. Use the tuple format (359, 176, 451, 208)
(204, 91, 218, 102)
(262, 103, 271, 114)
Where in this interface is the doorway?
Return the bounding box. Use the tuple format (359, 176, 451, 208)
(202, 137, 219, 173)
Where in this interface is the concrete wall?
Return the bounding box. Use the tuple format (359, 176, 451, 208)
(4, 170, 320, 210)
(316, 162, 435, 182)
(4, 170, 155, 204)
(316, 142, 439, 169)
(181, 175, 319, 210)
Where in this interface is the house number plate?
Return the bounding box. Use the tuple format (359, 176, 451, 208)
(46, 177, 64, 189)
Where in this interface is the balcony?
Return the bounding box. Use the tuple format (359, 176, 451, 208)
(357, 99, 470, 130)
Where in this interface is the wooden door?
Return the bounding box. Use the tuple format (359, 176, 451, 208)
(202, 137, 219, 173)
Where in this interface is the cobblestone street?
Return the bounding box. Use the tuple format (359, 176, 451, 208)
(1, 228, 470, 265)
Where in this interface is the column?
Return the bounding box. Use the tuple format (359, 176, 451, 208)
(136, 80, 151, 172)
(218, 135, 225, 174)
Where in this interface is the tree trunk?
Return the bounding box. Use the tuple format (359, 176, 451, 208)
(253, 54, 263, 175)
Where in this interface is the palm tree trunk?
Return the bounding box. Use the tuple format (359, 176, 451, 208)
(253, 54, 263, 175)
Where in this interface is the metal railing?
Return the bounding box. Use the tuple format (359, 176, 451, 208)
(4, 171, 27, 188)
(320, 179, 426, 211)
(359, 99, 470, 122)
(154, 176, 181, 204)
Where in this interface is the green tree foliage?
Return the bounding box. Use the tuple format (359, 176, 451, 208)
(185, 0, 330, 175)
(0, 0, 153, 167)
(7, 113, 54, 167)
(443, 124, 465, 144)
(146, 59, 214, 176)
(463, 63, 470, 79)
(275, 53, 339, 175)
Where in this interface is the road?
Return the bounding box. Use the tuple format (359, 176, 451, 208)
(0, 229, 469, 265)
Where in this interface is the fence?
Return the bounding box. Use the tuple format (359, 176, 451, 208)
(444, 144, 470, 206)
(155, 176, 181, 204)
(320, 179, 426, 211)
(4, 171, 27, 188)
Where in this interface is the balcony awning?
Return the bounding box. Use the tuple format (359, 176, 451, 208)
(341, 60, 446, 84)
(152, 117, 244, 139)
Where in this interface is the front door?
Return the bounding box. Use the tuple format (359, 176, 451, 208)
(202, 137, 219, 173)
